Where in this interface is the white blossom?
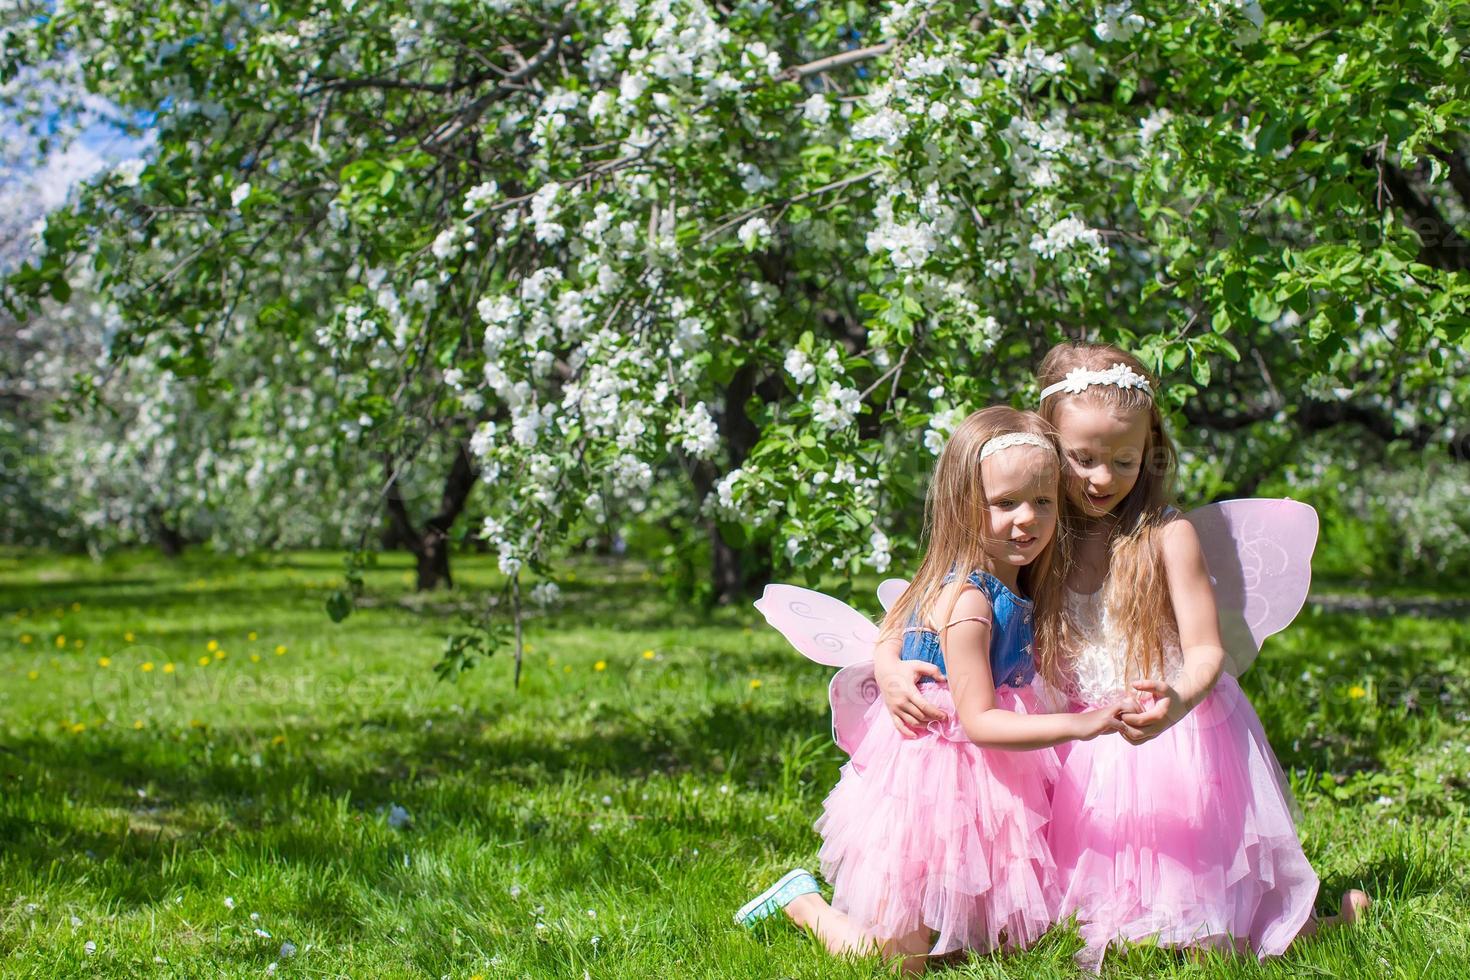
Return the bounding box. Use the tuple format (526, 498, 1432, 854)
(925, 408, 963, 455)
(867, 530, 892, 573)
(811, 383, 861, 431)
(784, 349, 815, 385)
(736, 216, 772, 251)
(113, 158, 146, 186)
(675, 402, 720, 458)
(801, 94, 832, 125)
(463, 180, 499, 212)
(1094, 3, 1146, 42)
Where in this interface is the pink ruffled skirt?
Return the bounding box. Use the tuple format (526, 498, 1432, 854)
(1049, 673, 1319, 968)
(814, 682, 1062, 956)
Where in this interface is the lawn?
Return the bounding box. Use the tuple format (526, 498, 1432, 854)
(1, 548, 1467, 978)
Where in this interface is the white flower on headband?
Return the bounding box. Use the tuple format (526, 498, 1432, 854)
(1040, 363, 1154, 402)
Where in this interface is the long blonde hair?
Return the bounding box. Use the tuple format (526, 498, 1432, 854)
(1036, 341, 1179, 681)
(878, 406, 1067, 690)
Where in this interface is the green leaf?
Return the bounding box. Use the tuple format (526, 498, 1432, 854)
(717, 521, 750, 548)
(326, 590, 354, 623)
(1249, 290, 1282, 323)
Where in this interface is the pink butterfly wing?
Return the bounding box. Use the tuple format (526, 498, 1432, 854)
(1185, 499, 1319, 676)
(876, 578, 909, 612)
(829, 662, 882, 755)
(752, 584, 877, 668)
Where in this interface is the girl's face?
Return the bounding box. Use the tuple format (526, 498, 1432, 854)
(1052, 400, 1152, 518)
(979, 446, 1059, 568)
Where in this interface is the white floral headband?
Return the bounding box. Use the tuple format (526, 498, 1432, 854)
(978, 431, 1055, 461)
(1038, 363, 1155, 403)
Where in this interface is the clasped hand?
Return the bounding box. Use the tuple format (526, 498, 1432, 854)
(877, 660, 1184, 745)
(1114, 678, 1186, 744)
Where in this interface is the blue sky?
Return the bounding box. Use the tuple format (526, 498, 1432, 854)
(0, 77, 155, 267)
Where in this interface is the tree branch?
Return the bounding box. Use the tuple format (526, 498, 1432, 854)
(780, 42, 895, 81)
(425, 16, 574, 148)
(1375, 156, 1470, 272)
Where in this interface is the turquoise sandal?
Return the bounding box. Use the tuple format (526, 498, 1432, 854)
(733, 868, 821, 927)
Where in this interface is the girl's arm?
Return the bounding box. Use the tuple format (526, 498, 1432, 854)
(1122, 517, 1228, 738)
(944, 588, 1128, 751)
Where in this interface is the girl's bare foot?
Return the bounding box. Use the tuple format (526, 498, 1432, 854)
(1339, 889, 1370, 925)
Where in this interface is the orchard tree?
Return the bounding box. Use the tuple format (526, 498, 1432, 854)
(5, 0, 1468, 679)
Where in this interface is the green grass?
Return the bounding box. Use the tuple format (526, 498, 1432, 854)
(1, 548, 1467, 978)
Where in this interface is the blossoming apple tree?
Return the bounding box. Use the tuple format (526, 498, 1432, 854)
(5, 0, 1467, 679)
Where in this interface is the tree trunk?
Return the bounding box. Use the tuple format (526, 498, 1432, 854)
(415, 530, 453, 590)
(693, 360, 773, 604)
(707, 523, 770, 605)
(383, 438, 479, 591)
(148, 507, 187, 557)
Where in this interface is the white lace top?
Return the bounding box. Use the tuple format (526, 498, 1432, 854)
(1063, 586, 1183, 706)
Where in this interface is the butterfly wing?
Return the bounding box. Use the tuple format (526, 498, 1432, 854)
(753, 584, 877, 668)
(876, 578, 910, 612)
(1185, 498, 1319, 676)
(829, 661, 882, 755)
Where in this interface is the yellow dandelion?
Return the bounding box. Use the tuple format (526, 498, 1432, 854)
(198, 656, 211, 667)
(642, 649, 655, 660)
(26, 670, 38, 681)
(141, 662, 154, 672)
(214, 649, 226, 660)
(1348, 685, 1367, 699)
(71, 601, 81, 611)
(70, 722, 86, 734)
(124, 631, 135, 643)
(133, 719, 145, 730)
(73, 638, 84, 649)
(250, 653, 261, 663)
(525, 643, 534, 654)
(594, 660, 607, 672)
(163, 662, 175, 674)
(274, 645, 287, 655)
(20, 634, 32, 644)
(247, 631, 258, 641)
(206, 639, 219, 652)
(271, 734, 287, 746)
(749, 678, 763, 690)
(189, 719, 204, 728)
(567, 572, 577, 582)
(563, 665, 573, 674)
(97, 657, 111, 668)
(55, 634, 66, 648)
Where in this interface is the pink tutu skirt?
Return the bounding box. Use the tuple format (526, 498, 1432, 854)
(1049, 673, 1319, 968)
(814, 681, 1062, 956)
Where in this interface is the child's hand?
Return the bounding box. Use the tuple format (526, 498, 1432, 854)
(1071, 701, 1135, 742)
(875, 659, 946, 736)
(1119, 679, 1186, 743)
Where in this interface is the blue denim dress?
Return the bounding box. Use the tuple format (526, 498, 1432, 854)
(900, 570, 1036, 688)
